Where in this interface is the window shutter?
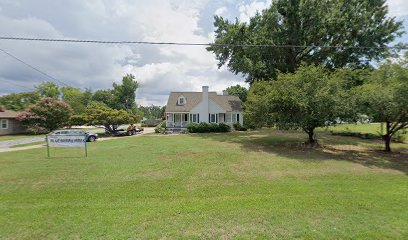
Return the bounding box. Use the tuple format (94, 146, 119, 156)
(198, 114, 199, 123)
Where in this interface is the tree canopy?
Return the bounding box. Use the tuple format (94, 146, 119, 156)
(354, 59, 408, 152)
(35, 82, 60, 98)
(208, 0, 403, 83)
(17, 97, 73, 132)
(78, 102, 136, 133)
(224, 85, 248, 102)
(0, 92, 40, 111)
(246, 65, 353, 144)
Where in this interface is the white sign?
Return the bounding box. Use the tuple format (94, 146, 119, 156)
(47, 135, 86, 148)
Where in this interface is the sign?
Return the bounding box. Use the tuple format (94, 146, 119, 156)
(46, 134, 88, 157)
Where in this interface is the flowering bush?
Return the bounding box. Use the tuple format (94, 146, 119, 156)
(17, 97, 73, 132)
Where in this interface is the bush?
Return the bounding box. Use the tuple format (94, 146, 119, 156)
(154, 121, 167, 133)
(233, 123, 247, 131)
(187, 122, 231, 133)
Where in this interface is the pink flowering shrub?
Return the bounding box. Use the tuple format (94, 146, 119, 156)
(17, 97, 73, 132)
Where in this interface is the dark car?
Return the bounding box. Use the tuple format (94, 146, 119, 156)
(50, 129, 98, 142)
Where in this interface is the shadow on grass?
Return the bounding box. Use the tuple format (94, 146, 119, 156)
(190, 129, 408, 175)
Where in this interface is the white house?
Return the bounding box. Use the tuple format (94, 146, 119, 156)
(165, 86, 244, 130)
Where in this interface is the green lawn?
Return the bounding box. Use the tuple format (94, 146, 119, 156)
(0, 129, 407, 239)
(0, 134, 45, 142)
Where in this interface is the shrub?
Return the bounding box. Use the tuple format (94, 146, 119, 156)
(187, 122, 231, 133)
(154, 121, 166, 133)
(233, 123, 247, 131)
(330, 130, 406, 143)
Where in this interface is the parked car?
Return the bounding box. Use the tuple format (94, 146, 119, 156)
(50, 129, 98, 142)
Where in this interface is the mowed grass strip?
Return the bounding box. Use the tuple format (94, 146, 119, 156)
(0, 129, 407, 239)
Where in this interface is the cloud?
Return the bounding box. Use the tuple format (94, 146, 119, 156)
(0, 0, 246, 105)
(238, 0, 271, 23)
(387, 0, 408, 17)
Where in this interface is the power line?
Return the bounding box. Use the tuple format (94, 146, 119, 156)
(0, 36, 407, 49)
(0, 47, 68, 86)
(1, 79, 36, 92)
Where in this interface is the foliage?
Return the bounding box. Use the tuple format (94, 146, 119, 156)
(154, 121, 167, 133)
(0, 92, 41, 111)
(208, 0, 403, 83)
(354, 59, 408, 151)
(187, 122, 231, 133)
(91, 89, 114, 107)
(224, 85, 248, 102)
(17, 97, 73, 132)
(82, 102, 136, 133)
(111, 74, 139, 112)
(68, 114, 87, 126)
(246, 65, 354, 144)
(139, 105, 163, 120)
(61, 86, 91, 114)
(35, 81, 60, 98)
(233, 122, 247, 131)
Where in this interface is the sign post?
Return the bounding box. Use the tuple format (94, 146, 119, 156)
(46, 134, 87, 157)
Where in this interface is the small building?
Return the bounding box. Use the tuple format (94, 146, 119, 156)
(165, 86, 243, 130)
(0, 109, 28, 135)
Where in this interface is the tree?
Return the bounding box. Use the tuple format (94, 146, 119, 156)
(246, 65, 353, 144)
(79, 102, 136, 133)
(92, 89, 114, 107)
(35, 82, 60, 98)
(112, 74, 139, 112)
(208, 0, 403, 84)
(355, 60, 408, 152)
(61, 86, 89, 114)
(17, 97, 73, 132)
(0, 92, 41, 111)
(224, 84, 248, 102)
(139, 105, 163, 120)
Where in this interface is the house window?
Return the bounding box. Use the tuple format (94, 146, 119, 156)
(178, 96, 186, 105)
(184, 114, 188, 122)
(210, 114, 217, 123)
(232, 113, 237, 123)
(237, 114, 240, 123)
(190, 114, 199, 123)
(1, 119, 8, 129)
(226, 113, 232, 123)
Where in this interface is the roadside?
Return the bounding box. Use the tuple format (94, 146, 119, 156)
(0, 127, 155, 153)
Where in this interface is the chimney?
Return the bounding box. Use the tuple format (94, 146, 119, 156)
(202, 86, 209, 123)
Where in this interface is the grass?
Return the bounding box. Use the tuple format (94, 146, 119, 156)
(0, 128, 407, 239)
(0, 134, 45, 142)
(320, 123, 408, 138)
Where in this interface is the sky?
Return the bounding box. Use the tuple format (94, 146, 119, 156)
(0, 0, 407, 106)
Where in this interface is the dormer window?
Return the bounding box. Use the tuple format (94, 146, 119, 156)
(178, 96, 186, 105)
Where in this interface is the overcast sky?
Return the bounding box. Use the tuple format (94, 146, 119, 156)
(0, 0, 407, 106)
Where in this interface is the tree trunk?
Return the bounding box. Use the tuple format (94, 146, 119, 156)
(384, 121, 391, 152)
(307, 128, 316, 145)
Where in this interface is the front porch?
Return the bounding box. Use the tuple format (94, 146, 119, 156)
(166, 112, 241, 129)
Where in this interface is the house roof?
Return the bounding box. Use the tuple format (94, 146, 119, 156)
(0, 110, 21, 119)
(165, 92, 243, 112)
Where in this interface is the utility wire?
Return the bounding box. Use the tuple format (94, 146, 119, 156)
(0, 36, 407, 49)
(0, 48, 68, 86)
(2, 80, 36, 92)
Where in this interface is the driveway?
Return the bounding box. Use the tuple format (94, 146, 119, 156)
(0, 136, 45, 149)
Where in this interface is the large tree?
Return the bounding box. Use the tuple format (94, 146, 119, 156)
(139, 105, 163, 120)
(61, 86, 90, 114)
(112, 74, 139, 112)
(246, 65, 354, 144)
(355, 60, 408, 152)
(79, 102, 136, 133)
(224, 84, 248, 102)
(17, 97, 73, 132)
(35, 81, 60, 98)
(0, 92, 41, 111)
(208, 0, 403, 83)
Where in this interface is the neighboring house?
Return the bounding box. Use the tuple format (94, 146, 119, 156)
(165, 86, 243, 130)
(0, 109, 28, 135)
